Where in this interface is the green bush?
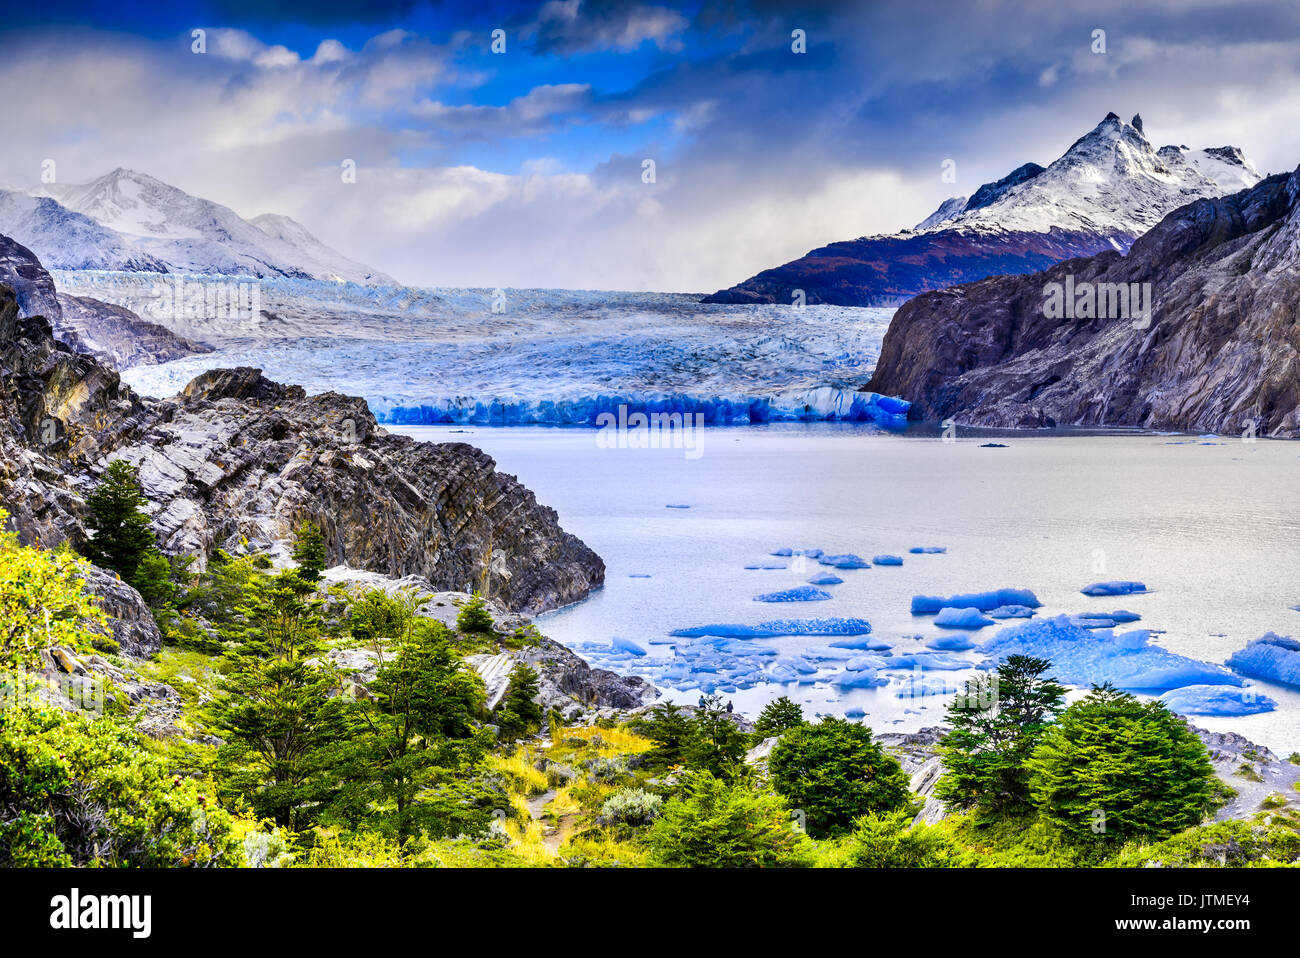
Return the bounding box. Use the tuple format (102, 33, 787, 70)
(753, 696, 805, 737)
(841, 809, 973, 868)
(769, 717, 911, 838)
(456, 595, 495, 634)
(649, 771, 810, 867)
(1026, 684, 1227, 845)
(600, 788, 664, 826)
(0, 705, 243, 867)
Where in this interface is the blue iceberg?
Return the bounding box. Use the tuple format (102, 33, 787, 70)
(846, 654, 890, 671)
(927, 634, 977, 651)
(1226, 633, 1300, 688)
(830, 669, 889, 688)
(1158, 685, 1277, 716)
(883, 652, 970, 671)
(828, 636, 892, 650)
(819, 554, 871, 569)
(909, 547, 947, 554)
(758, 617, 872, 636)
(872, 555, 904, 566)
(979, 615, 1243, 691)
(912, 588, 1041, 614)
(611, 636, 647, 656)
(770, 548, 794, 556)
(893, 676, 960, 698)
(807, 573, 844, 585)
(934, 607, 996, 629)
(745, 563, 787, 570)
(1081, 580, 1148, 596)
(988, 605, 1035, 619)
(755, 586, 833, 602)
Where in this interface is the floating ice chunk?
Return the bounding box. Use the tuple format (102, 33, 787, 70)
(830, 669, 889, 688)
(909, 547, 947, 554)
(928, 634, 977, 651)
(803, 549, 824, 558)
(745, 563, 787, 570)
(758, 617, 872, 636)
(754, 586, 833, 602)
(611, 637, 647, 655)
(893, 676, 960, 698)
(912, 589, 1041, 614)
(988, 605, 1035, 619)
(1226, 633, 1300, 688)
(819, 554, 870, 569)
(665, 504, 691, 509)
(802, 646, 859, 661)
(776, 656, 818, 675)
(771, 548, 794, 556)
(1076, 610, 1142, 624)
(979, 615, 1243, 690)
(1081, 580, 1148, 596)
(628, 573, 652, 578)
(883, 652, 970, 671)
(670, 624, 769, 639)
(846, 654, 889, 671)
(808, 573, 844, 585)
(768, 664, 799, 683)
(844, 707, 867, 718)
(872, 555, 904, 566)
(828, 637, 891, 651)
(934, 607, 996, 629)
(1158, 685, 1277, 716)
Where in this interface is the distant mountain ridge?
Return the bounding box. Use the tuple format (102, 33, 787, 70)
(703, 113, 1261, 306)
(0, 168, 394, 285)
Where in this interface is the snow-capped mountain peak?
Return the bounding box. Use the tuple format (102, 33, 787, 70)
(918, 112, 1262, 238)
(7, 169, 395, 285)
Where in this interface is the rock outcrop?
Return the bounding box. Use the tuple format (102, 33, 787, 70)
(56, 292, 212, 369)
(866, 167, 1300, 436)
(1, 243, 605, 614)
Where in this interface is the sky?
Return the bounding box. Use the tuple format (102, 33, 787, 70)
(1, 0, 1300, 291)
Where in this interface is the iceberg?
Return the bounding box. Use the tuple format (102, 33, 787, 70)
(927, 634, 977, 651)
(933, 607, 996, 629)
(1075, 610, 1142, 624)
(807, 573, 844, 585)
(912, 588, 1041, 614)
(893, 676, 960, 698)
(754, 586, 833, 602)
(872, 555, 904, 566)
(758, 618, 872, 636)
(909, 547, 947, 554)
(1158, 685, 1277, 716)
(979, 615, 1243, 690)
(846, 654, 890, 671)
(883, 652, 970, 671)
(830, 669, 890, 689)
(611, 637, 647, 656)
(828, 636, 891, 650)
(988, 605, 1035, 619)
(1226, 633, 1300, 688)
(1081, 580, 1148, 596)
(770, 548, 794, 556)
(818, 554, 870, 569)
(745, 563, 787, 570)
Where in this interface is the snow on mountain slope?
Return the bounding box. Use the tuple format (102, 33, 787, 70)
(706, 113, 1262, 306)
(0, 190, 170, 271)
(935, 114, 1263, 237)
(23, 168, 394, 284)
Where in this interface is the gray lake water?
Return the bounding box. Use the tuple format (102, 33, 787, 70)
(395, 423, 1300, 754)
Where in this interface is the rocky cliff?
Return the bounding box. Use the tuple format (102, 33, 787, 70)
(1, 246, 604, 614)
(866, 167, 1300, 436)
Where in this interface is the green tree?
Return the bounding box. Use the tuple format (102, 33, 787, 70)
(495, 664, 543, 741)
(769, 717, 911, 838)
(936, 655, 1067, 815)
(682, 696, 750, 782)
(348, 587, 414, 645)
(1025, 684, 1226, 845)
(456, 594, 495, 634)
(649, 771, 811, 867)
(131, 550, 179, 611)
(754, 695, 805, 737)
(290, 520, 327, 584)
(84, 459, 156, 585)
(335, 618, 490, 843)
(205, 569, 352, 831)
(631, 702, 695, 771)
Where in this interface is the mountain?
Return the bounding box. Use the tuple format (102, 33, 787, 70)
(703, 114, 1261, 306)
(0, 168, 395, 284)
(864, 165, 1300, 436)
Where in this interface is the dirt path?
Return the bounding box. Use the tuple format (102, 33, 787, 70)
(525, 788, 578, 854)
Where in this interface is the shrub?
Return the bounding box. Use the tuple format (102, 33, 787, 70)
(290, 520, 327, 584)
(456, 595, 495, 634)
(600, 788, 664, 826)
(769, 717, 912, 838)
(495, 665, 543, 741)
(83, 460, 156, 586)
(1026, 684, 1227, 845)
(649, 771, 810, 867)
(842, 809, 972, 868)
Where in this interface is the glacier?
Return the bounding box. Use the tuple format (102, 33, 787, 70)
(61, 274, 909, 428)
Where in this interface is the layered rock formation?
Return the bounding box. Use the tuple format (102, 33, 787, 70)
(56, 292, 212, 368)
(866, 167, 1300, 436)
(1, 244, 604, 614)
